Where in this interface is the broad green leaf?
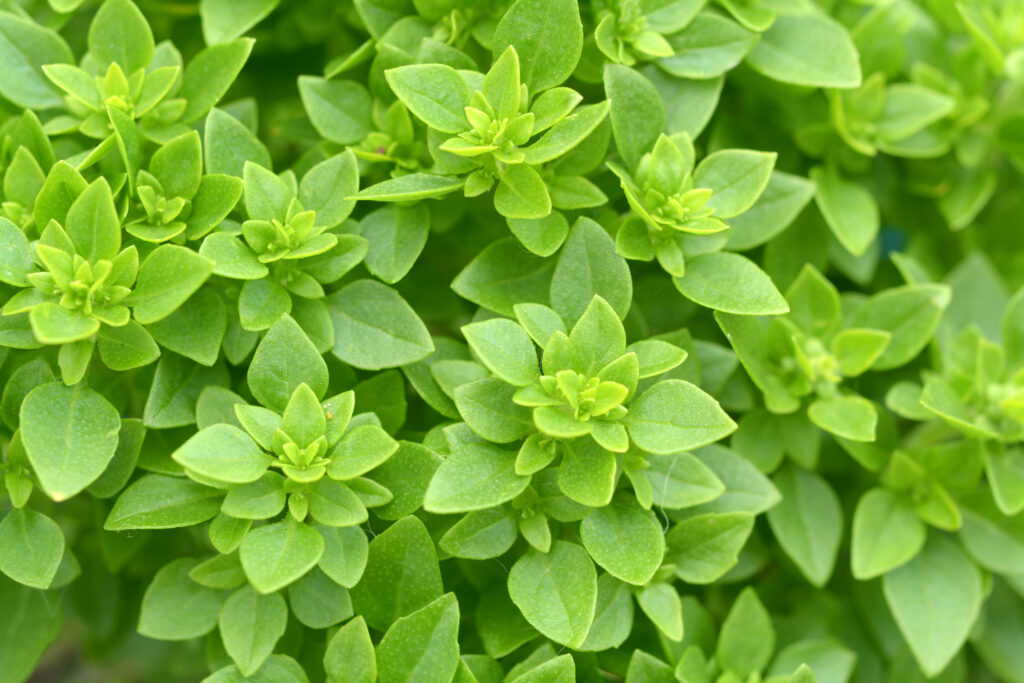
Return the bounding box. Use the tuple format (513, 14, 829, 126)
(0, 574, 63, 681)
(385, 64, 470, 133)
(604, 64, 664, 171)
(508, 541, 597, 649)
(424, 442, 530, 513)
(0, 218, 33, 286)
(452, 238, 555, 317)
(641, 451, 724, 509)
(130, 245, 214, 324)
(726, 171, 817, 251)
(0, 508, 64, 589)
(239, 517, 324, 593)
(376, 593, 461, 683)
(462, 318, 539, 387)
(350, 516, 443, 631)
(361, 204, 429, 284)
(106, 474, 222, 529)
(849, 284, 951, 369)
(550, 217, 632, 324)
(328, 280, 433, 370)
(138, 558, 224, 641)
(495, 164, 551, 220)
(324, 616, 376, 683)
(580, 495, 664, 585)
(766, 465, 842, 587)
(88, 0, 154, 73)
(180, 39, 255, 123)
(491, 0, 583, 93)
(626, 380, 736, 455)
(807, 395, 877, 442)
(205, 108, 272, 177)
(247, 315, 328, 412)
(851, 488, 926, 579)
(219, 585, 287, 676)
(693, 149, 776, 219)
(745, 14, 861, 88)
(147, 288, 227, 367)
(200, 0, 280, 44)
(316, 524, 368, 588)
(299, 76, 373, 145)
(21, 382, 120, 501)
(665, 512, 754, 584)
(673, 252, 789, 315)
(0, 13, 73, 109)
(883, 535, 983, 677)
(810, 166, 879, 257)
(172, 424, 271, 484)
(659, 13, 758, 79)
(716, 587, 774, 678)
(65, 178, 120, 262)
(440, 507, 518, 559)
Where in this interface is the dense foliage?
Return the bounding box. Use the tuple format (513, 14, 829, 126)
(1, 0, 1024, 681)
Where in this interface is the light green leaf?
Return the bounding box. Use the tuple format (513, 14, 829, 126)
(666, 512, 754, 584)
(491, 0, 583, 93)
(745, 14, 861, 88)
(673, 252, 789, 315)
(508, 541, 597, 649)
(766, 465, 842, 587)
(0, 508, 64, 589)
(328, 279, 433, 370)
(580, 495, 664, 585)
(239, 516, 324, 593)
(626, 380, 736, 455)
(851, 488, 925, 579)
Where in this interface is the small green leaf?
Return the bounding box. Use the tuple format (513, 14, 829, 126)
(328, 280, 433, 370)
(138, 558, 224, 641)
(766, 465, 842, 587)
(810, 165, 879, 257)
(491, 0, 583, 93)
(106, 474, 222, 529)
(716, 587, 775, 678)
(219, 585, 287, 676)
(745, 14, 861, 88)
(424, 442, 530, 513)
(851, 488, 925, 579)
(247, 315, 328, 412)
(693, 149, 776, 219)
(807, 395, 877, 442)
(130, 245, 214, 325)
(385, 64, 470, 134)
(172, 424, 271, 484)
(666, 512, 754, 584)
(376, 593, 461, 683)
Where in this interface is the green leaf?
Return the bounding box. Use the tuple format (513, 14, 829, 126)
(247, 315, 328, 412)
(65, 178, 120, 262)
(326, 424, 399, 480)
(580, 495, 664, 585)
(89, 0, 154, 73)
(491, 0, 583, 93)
(508, 541, 597, 649)
(807, 395, 877, 442)
(239, 516, 324, 593)
(243, 162, 291, 221)
(354, 174, 464, 202)
(138, 558, 224, 641)
(726, 171, 817, 251)
(523, 102, 610, 165)
(130, 245, 215, 324)
(0, 508, 64, 589)
(766, 465, 842, 587)
(745, 14, 861, 88)
(299, 76, 372, 145)
(188, 175, 244, 239)
(810, 166, 879, 257)
(716, 587, 774, 679)
(851, 488, 925, 579)
(452, 238, 555, 317)
(172, 424, 271, 484)
(424, 442, 530, 513)
(21, 381, 121, 501)
(641, 451, 724, 509)
(659, 13, 758, 79)
(883, 535, 983, 677)
(324, 616, 376, 683)
(673, 252, 789, 315)
(180, 39, 254, 123)
(205, 108, 272, 177)
(349, 516, 443, 631)
(693, 149, 776, 219)
(495, 164, 552, 220)
(222, 473, 287, 520)
(200, 0, 280, 44)
(551, 217, 632, 325)
(376, 593, 461, 683)
(440, 507, 518, 559)
(316, 523, 368, 588)
(144, 352, 229, 428)
(0, 218, 33, 286)
(666, 511, 754, 584)
(328, 279, 433, 370)
(462, 318, 539, 387)
(604, 64, 664, 171)
(831, 328, 891, 376)
(219, 585, 287, 676)
(147, 288, 226, 367)
(849, 284, 951, 370)
(151, 131, 202, 200)
(626, 380, 736, 455)
(0, 12, 73, 109)
(361, 204, 430, 284)
(106, 474, 222, 529)
(385, 64, 470, 133)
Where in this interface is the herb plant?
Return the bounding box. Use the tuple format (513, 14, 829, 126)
(1, 0, 1023, 682)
